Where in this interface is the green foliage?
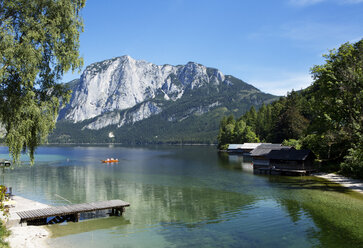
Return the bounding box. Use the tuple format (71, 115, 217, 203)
(271, 91, 309, 142)
(0, 220, 9, 248)
(217, 115, 259, 148)
(243, 126, 260, 143)
(310, 40, 362, 141)
(238, 90, 310, 143)
(243, 106, 257, 128)
(0, 185, 10, 247)
(0, 185, 6, 210)
(340, 136, 363, 178)
(308, 39, 363, 162)
(282, 139, 302, 150)
(53, 106, 229, 145)
(219, 38, 363, 178)
(217, 115, 235, 149)
(296, 39, 362, 176)
(219, 144, 229, 150)
(0, 0, 86, 163)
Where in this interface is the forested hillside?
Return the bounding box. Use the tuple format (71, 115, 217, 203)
(51, 88, 276, 144)
(218, 39, 363, 178)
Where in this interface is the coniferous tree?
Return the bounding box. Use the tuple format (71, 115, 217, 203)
(271, 92, 309, 142)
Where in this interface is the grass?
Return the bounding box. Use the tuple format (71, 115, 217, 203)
(279, 176, 363, 246)
(0, 220, 9, 248)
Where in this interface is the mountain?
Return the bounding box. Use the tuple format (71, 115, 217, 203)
(50, 55, 278, 144)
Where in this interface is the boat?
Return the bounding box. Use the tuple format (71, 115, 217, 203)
(102, 158, 119, 163)
(0, 159, 11, 167)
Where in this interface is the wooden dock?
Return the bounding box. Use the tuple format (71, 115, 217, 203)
(256, 167, 315, 175)
(16, 199, 130, 225)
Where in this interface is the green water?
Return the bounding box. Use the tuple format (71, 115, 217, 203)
(1, 145, 362, 247)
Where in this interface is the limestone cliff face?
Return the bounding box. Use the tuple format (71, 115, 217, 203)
(52, 56, 278, 143)
(59, 55, 228, 129)
(82, 101, 163, 130)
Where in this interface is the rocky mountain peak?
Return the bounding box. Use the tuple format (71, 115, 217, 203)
(53, 57, 277, 143)
(60, 56, 230, 123)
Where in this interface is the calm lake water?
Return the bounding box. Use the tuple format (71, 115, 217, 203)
(1, 145, 362, 248)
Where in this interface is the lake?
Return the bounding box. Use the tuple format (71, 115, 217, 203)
(1, 145, 362, 247)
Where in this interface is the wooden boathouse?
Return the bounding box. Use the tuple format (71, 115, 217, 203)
(16, 199, 130, 225)
(267, 149, 316, 174)
(227, 143, 269, 155)
(225, 143, 316, 175)
(227, 144, 244, 154)
(250, 144, 316, 175)
(250, 144, 292, 168)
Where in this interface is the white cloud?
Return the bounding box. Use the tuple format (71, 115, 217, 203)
(251, 73, 313, 96)
(281, 22, 355, 42)
(339, 0, 363, 3)
(248, 20, 361, 51)
(289, 0, 325, 6)
(289, 0, 363, 6)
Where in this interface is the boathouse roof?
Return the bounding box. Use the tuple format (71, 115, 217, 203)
(267, 149, 313, 161)
(250, 144, 292, 157)
(240, 143, 266, 149)
(228, 144, 244, 150)
(228, 143, 272, 150)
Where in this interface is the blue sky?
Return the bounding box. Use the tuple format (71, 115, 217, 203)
(62, 0, 363, 95)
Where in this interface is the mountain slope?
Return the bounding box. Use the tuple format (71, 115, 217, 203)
(50, 56, 278, 144)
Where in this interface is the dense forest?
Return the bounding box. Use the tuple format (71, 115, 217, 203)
(218, 39, 363, 179)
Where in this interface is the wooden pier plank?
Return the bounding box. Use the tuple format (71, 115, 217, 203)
(16, 199, 130, 222)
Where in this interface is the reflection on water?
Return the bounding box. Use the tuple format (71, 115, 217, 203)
(50, 216, 131, 238)
(1, 145, 362, 248)
(218, 152, 254, 173)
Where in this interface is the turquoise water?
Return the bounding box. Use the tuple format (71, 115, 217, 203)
(1, 145, 362, 247)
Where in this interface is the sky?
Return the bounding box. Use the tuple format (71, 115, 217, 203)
(62, 0, 363, 96)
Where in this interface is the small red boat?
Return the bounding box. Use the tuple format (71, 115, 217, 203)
(102, 158, 119, 163)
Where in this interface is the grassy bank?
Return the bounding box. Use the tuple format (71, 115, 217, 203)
(0, 220, 9, 247)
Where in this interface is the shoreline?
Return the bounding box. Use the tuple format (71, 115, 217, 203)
(0, 174, 361, 248)
(313, 172, 363, 195)
(1, 195, 50, 248)
(1, 143, 217, 146)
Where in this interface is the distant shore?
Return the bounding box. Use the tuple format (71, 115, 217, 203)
(0, 143, 217, 146)
(49, 143, 217, 146)
(313, 173, 363, 195)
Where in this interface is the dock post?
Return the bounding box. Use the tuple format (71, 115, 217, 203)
(73, 213, 80, 222)
(115, 207, 124, 216)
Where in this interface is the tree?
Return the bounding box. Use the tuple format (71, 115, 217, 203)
(217, 115, 236, 149)
(282, 139, 302, 150)
(0, 0, 86, 162)
(266, 91, 309, 143)
(241, 126, 259, 143)
(310, 39, 363, 149)
(255, 104, 266, 138)
(242, 106, 257, 130)
(341, 135, 363, 178)
(233, 119, 247, 143)
(308, 39, 363, 167)
(217, 39, 363, 178)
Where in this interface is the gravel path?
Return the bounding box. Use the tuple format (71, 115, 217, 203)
(314, 172, 363, 194)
